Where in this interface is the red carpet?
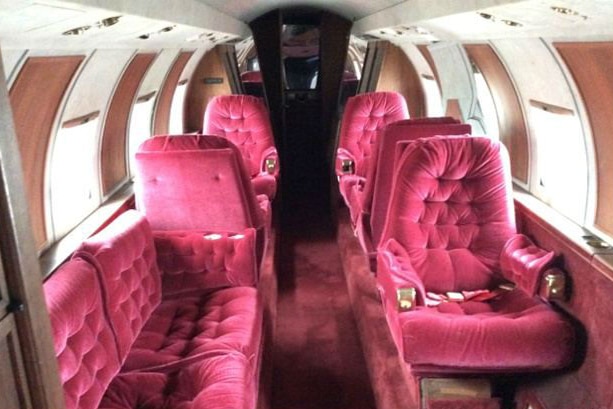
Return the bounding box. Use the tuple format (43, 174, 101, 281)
(270, 211, 376, 409)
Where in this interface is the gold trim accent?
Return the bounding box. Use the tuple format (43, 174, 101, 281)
(341, 159, 354, 175)
(265, 158, 277, 174)
(397, 287, 416, 311)
(539, 268, 567, 301)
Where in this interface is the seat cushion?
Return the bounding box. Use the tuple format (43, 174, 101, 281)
(122, 287, 262, 373)
(100, 353, 255, 409)
(399, 290, 575, 372)
(44, 257, 121, 409)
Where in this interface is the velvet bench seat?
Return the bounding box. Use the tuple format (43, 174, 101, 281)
(44, 210, 263, 409)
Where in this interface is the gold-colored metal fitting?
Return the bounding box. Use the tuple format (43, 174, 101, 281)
(539, 268, 567, 301)
(265, 158, 277, 174)
(397, 288, 417, 311)
(341, 159, 355, 175)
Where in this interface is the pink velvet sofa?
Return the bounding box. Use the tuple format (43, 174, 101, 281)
(203, 95, 279, 199)
(376, 136, 575, 375)
(44, 210, 263, 409)
(335, 91, 409, 211)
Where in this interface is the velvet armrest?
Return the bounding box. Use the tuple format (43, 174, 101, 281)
(154, 228, 259, 296)
(500, 234, 555, 297)
(376, 239, 427, 310)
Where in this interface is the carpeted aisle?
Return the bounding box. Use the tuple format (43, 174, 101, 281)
(270, 209, 376, 409)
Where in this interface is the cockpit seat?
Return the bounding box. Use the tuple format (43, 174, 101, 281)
(376, 136, 575, 374)
(335, 91, 409, 218)
(355, 117, 471, 260)
(203, 95, 278, 199)
(134, 134, 270, 262)
(241, 71, 265, 98)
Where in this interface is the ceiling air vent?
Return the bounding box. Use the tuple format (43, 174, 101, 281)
(62, 15, 122, 36)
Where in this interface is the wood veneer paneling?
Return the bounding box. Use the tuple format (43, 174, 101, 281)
(465, 44, 529, 184)
(153, 51, 193, 135)
(8, 56, 84, 249)
(101, 53, 156, 195)
(184, 46, 232, 133)
(555, 42, 613, 237)
(417, 44, 441, 87)
(376, 43, 426, 118)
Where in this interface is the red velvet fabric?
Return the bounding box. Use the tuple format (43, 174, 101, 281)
(122, 286, 262, 373)
(154, 229, 258, 296)
(135, 135, 266, 233)
(336, 92, 409, 206)
(376, 136, 575, 373)
(379, 136, 515, 293)
(76, 210, 161, 363)
(400, 289, 575, 371)
(44, 258, 121, 409)
(362, 119, 471, 250)
(203, 95, 278, 198)
(100, 353, 255, 409)
(500, 234, 555, 296)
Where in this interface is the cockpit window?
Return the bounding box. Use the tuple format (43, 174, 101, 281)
(282, 25, 320, 89)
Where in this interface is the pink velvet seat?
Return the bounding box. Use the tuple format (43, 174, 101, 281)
(76, 210, 263, 374)
(203, 95, 278, 199)
(100, 353, 255, 409)
(335, 91, 409, 211)
(376, 136, 575, 374)
(135, 134, 270, 262)
(355, 117, 471, 257)
(44, 258, 122, 409)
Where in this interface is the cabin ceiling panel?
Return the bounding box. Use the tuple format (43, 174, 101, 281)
(358, 0, 613, 42)
(196, 0, 405, 23)
(0, 50, 27, 83)
(0, 0, 243, 49)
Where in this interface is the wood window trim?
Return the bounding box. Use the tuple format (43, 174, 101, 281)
(8, 55, 85, 250)
(153, 51, 193, 135)
(554, 41, 613, 237)
(101, 53, 157, 195)
(465, 43, 529, 184)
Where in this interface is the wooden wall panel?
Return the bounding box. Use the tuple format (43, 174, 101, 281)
(184, 46, 232, 133)
(376, 43, 426, 118)
(555, 42, 613, 237)
(153, 51, 193, 135)
(101, 53, 156, 195)
(8, 56, 84, 249)
(417, 44, 441, 87)
(465, 44, 529, 184)
(514, 201, 613, 409)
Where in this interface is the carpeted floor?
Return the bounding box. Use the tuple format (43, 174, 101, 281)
(270, 206, 376, 409)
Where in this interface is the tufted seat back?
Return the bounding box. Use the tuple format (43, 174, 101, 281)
(76, 210, 162, 362)
(337, 92, 409, 177)
(135, 134, 265, 233)
(380, 136, 515, 293)
(203, 95, 275, 178)
(44, 257, 122, 409)
(366, 118, 471, 248)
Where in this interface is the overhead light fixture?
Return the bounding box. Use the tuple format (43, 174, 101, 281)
(63, 25, 91, 36)
(138, 25, 175, 40)
(477, 12, 522, 27)
(551, 5, 587, 20)
(63, 15, 122, 36)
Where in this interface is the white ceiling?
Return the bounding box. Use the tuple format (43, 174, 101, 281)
(196, 0, 406, 23)
(1, 0, 613, 51)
